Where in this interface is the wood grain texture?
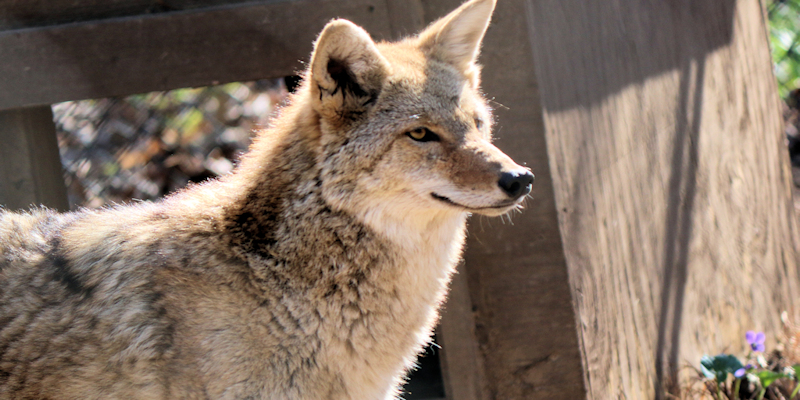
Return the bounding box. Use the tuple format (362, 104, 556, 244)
(0, 0, 395, 110)
(0, 0, 268, 30)
(437, 264, 491, 400)
(0, 106, 69, 211)
(525, 0, 800, 398)
(385, 0, 424, 39)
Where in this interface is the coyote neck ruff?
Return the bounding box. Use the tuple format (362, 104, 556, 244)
(214, 121, 468, 399)
(0, 0, 534, 399)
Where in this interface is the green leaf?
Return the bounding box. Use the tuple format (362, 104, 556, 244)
(700, 356, 717, 380)
(701, 354, 744, 383)
(755, 370, 786, 388)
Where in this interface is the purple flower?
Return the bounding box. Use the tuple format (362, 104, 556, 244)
(746, 331, 766, 352)
(734, 368, 746, 378)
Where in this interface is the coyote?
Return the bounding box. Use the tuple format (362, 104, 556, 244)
(0, 0, 533, 398)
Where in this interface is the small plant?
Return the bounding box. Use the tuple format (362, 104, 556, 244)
(699, 331, 800, 400)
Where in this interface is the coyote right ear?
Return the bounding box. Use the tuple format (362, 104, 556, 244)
(309, 20, 389, 121)
(418, 0, 496, 75)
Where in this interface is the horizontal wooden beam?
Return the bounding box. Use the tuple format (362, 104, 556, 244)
(0, 0, 395, 110)
(0, 0, 275, 30)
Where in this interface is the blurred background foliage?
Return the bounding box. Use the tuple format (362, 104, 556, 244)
(53, 79, 289, 208)
(770, 0, 800, 193)
(769, 0, 800, 99)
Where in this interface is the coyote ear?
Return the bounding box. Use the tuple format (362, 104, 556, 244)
(418, 0, 496, 72)
(309, 20, 389, 120)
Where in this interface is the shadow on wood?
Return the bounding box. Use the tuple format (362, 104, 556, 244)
(655, 57, 705, 397)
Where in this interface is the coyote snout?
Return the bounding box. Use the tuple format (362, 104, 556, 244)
(425, 137, 534, 216)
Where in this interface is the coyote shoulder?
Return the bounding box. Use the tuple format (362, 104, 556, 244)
(0, 0, 533, 398)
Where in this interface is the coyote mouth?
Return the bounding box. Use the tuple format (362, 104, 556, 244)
(430, 193, 520, 212)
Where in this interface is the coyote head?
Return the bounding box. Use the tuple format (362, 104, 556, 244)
(304, 0, 532, 221)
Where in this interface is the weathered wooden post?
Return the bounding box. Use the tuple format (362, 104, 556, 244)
(0, 107, 69, 211)
(0, 12, 69, 211)
(522, 0, 800, 398)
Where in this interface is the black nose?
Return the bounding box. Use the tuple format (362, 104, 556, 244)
(498, 169, 534, 199)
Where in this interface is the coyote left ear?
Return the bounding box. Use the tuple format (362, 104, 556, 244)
(310, 20, 389, 120)
(418, 0, 496, 73)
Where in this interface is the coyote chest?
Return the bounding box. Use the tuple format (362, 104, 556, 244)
(155, 193, 467, 399)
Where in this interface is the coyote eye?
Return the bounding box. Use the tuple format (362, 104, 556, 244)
(407, 127, 439, 142)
